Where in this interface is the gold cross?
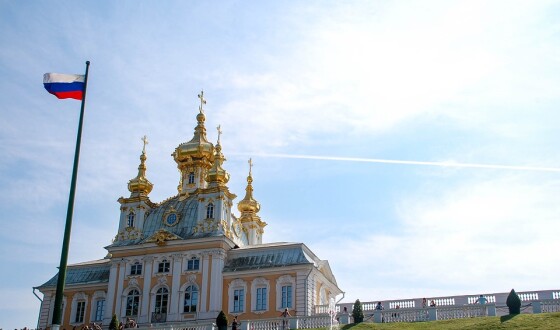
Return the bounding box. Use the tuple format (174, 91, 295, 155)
(248, 158, 253, 176)
(198, 90, 206, 113)
(217, 125, 222, 143)
(141, 135, 149, 153)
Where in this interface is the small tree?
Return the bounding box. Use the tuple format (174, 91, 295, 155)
(109, 314, 120, 330)
(506, 289, 521, 314)
(216, 310, 229, 330)
(352, 299, 364, 323)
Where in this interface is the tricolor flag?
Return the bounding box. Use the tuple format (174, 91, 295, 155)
(43, 73, 85, 100)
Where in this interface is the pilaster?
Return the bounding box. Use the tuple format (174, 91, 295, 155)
(208, 249, 225, 313)
(168, 253, 183, 321)
(200, 252, 210, 313)
(103, 261, 120, 325)
(139, 257, 154, 323)
(114, 261, 126, 318)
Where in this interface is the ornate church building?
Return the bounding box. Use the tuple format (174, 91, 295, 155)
(35, 93, 342, 329)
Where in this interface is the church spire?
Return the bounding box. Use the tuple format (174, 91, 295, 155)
(206, 125, 230, 186)
(127, 135, 153, 197)
(238, 158, 260, 214)
(238, 159, 267, 245)
(173, 90, 215, 195)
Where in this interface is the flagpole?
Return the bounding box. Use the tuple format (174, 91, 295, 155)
(52, 61, 90, 329)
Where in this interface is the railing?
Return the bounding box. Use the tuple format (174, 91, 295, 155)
(540, 299, 560, 313)
(436, 305, 491, 320)
(378, 308, 429, 323)
(338, 288, 560, 318)
(151, 312, 167, 323)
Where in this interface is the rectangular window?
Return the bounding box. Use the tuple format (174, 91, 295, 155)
(95, 299, 105, 321)
(75, 301, 86, 323)
(130, 263, 142, 275)
(187, 258, 200, 270)
(256, 287, 267, 311)
(158, 260, 170, 273)
(282, 285, 292, 308)
(233, 289, 245, 313)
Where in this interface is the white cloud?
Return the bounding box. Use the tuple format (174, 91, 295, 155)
(314, 173, 560, 302)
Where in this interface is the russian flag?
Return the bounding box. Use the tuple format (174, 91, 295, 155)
(43, 73, 85, 100)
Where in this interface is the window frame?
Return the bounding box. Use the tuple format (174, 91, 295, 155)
(157, 259, 170, 273)
(186, 258, 200, 271)
(206, 203, 215, 219)
(276, 275, 296, 311)
(74, 301, 86, 323)
(130, 261, 143, 276)
(126, 289, 141, 316)
(183, 285, 199, 313)
(94, 299, 105, 321)
(154, 287, 169, 314)
(127, 211, 135, 227)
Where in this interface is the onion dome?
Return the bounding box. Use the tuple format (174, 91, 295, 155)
(128, 136, 153, 197)
(237, 158, 261, 214)
(172, 91, 214, 166)
(206, 125, 230, 185)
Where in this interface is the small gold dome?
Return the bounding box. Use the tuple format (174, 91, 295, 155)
(238, 160, 261, 214)
(128, 151, 153, 196)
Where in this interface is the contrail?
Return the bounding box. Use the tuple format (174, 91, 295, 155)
(231, 152, 560, 173)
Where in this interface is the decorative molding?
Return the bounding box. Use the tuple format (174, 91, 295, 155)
(145, 229, 180, 246)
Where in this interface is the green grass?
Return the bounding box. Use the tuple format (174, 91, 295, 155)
(333, 312, 560, 329)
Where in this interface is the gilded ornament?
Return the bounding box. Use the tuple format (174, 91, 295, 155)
(146, 229, 180, 246)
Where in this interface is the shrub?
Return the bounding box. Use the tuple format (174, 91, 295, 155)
(216, 310, 229, 330)
(506, 289, 521, 314)
(109, 314, 120, 330)
(352, 299, 364, 323)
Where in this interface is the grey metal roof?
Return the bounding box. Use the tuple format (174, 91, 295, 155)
(37, 260, 110, 289)
(223, 244, 312, 272)
(109, 195, 219, 247)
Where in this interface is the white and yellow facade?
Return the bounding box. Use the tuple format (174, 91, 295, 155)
(35, 94, 342, 329)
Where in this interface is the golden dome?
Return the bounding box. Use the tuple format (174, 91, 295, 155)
(206, 126, 230, 185)
(128, 138, 153, 196)
(237, 159, 261, 214)
(173, 92, 214, 166)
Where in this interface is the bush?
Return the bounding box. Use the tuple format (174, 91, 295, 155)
(216, 311, 229, 330)
(109, 314, 120, 330)
(352, 299, 364, 323)
(506, 289, 521, 314)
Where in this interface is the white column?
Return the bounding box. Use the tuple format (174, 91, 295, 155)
(103, 261, 119, 325)
(208, 250, 225, 313)
(168, 253, 183, 321)
(139, 257, 154, 324)
(200, 252, 210, 313)
(114, 261, 126, 319)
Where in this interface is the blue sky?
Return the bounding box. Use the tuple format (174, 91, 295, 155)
(1, 0, 560, 328)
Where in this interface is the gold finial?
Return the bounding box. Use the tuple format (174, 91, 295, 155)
(248, 158, 253, 176)
(198, 90, 206, 114)
(141, 135, 149, 154)
(217, 125, 222, 144)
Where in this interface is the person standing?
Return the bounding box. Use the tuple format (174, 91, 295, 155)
(232, 316, 239, 330)
(281, 308, 291, 330)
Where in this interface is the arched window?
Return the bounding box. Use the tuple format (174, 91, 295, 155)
(206, 203, 214, 219)
(188, 172, 195, 184)
(127, 212, 135, 227)
(184, 285, 198, 313)
(154, 287, 169, 314)
(126, 290, 140, 316)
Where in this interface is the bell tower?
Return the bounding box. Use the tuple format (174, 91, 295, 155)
(116, 136, 155, 240)
(237, 159, 267, 245)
